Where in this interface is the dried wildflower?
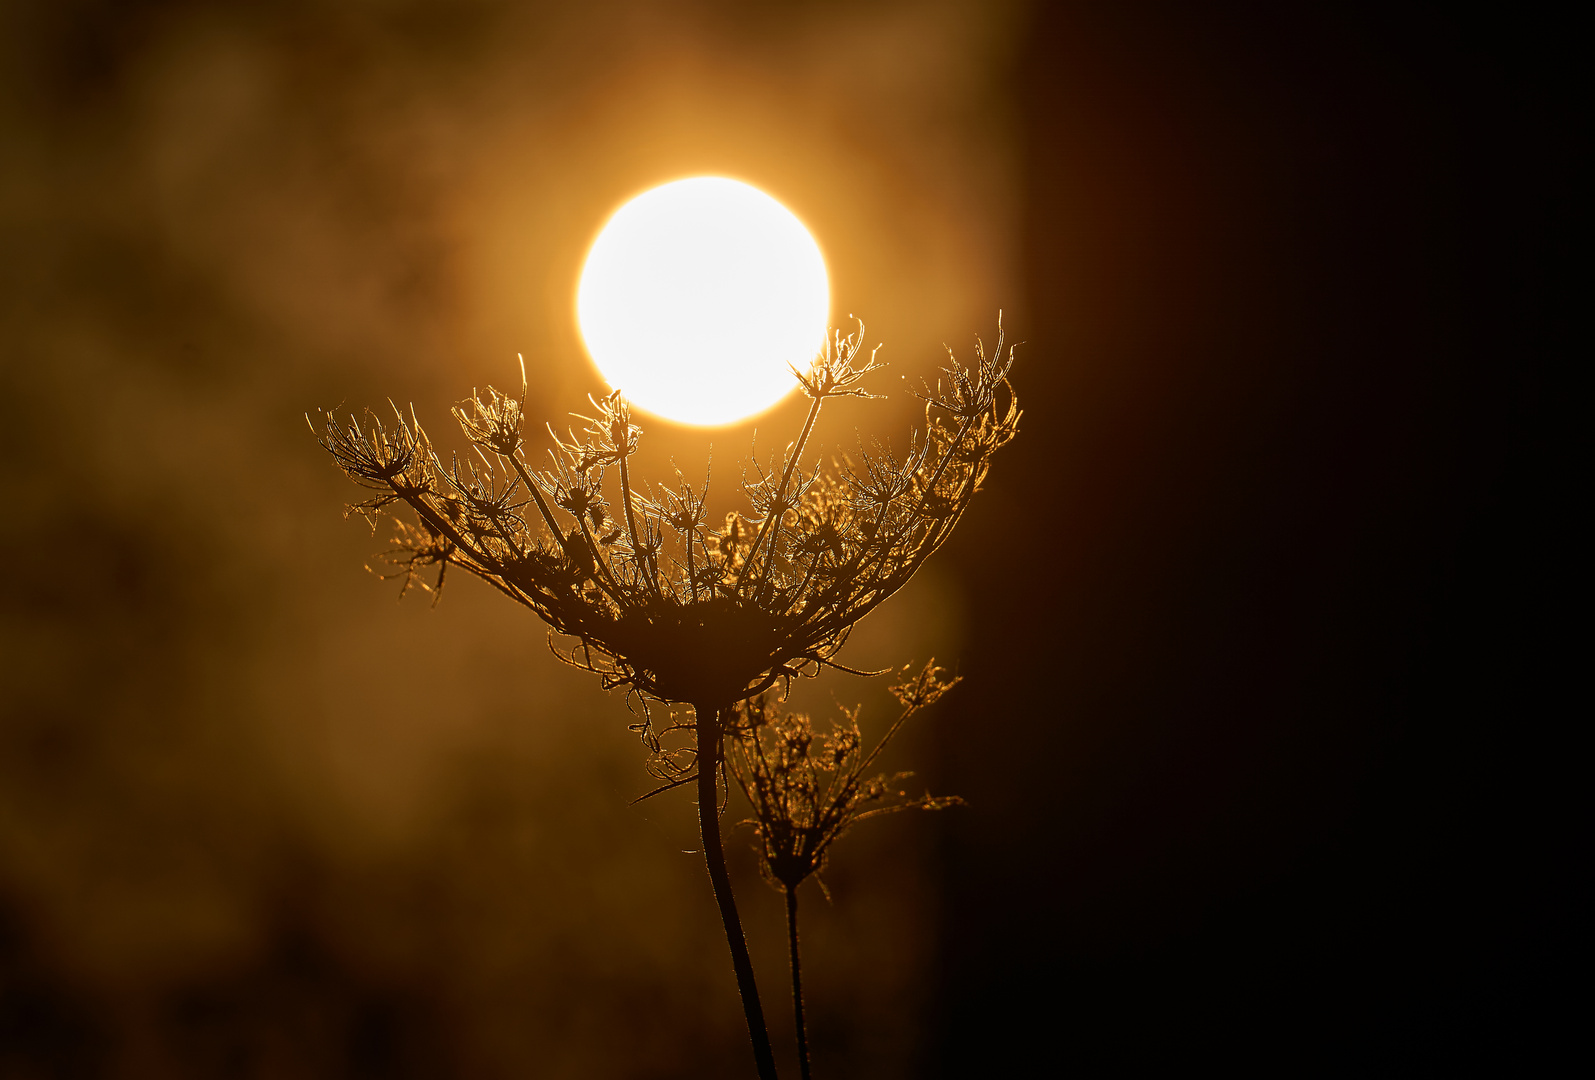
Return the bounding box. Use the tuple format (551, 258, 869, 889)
(314, 321, 1017, 717)
(312, 320, 1017, 1080)
(726, 660, 963, 1080)
(728, 660, 964, 892)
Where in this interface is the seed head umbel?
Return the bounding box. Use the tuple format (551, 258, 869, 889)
(312, 317, 1018, 731)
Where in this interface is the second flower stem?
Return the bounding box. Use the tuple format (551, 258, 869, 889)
(786, 884, 811, 1080)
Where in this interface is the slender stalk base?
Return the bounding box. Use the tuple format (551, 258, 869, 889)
(785, 885, 811, 1080)
(696, 705, 779, 1080)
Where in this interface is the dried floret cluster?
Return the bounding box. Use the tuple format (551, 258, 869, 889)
(729, 660, 965, 893)
(315, 321, 1018, 721)
(722, 660, 963, 1080)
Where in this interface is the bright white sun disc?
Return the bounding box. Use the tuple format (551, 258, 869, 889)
(577, 177, 829, 426)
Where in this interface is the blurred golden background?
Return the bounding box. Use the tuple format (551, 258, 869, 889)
(2, 2, 1020, 1076)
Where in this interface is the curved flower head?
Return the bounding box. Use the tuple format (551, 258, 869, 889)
(314, 319, 1018, 724)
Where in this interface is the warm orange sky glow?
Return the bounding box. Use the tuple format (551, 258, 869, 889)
(576, 177, 829, 426)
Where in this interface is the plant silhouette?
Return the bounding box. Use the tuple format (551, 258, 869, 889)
(313, 320, 1018, 1078)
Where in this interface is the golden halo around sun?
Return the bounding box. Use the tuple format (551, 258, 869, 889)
(576, 177, 830, 427)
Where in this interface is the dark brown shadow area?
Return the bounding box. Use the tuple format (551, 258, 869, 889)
(926, 2, 1571, 1073)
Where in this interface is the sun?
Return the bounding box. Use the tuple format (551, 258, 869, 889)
(577, 177, 830, 427)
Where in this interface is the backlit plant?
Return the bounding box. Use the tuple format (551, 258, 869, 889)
(313, 320, 1017, 1078)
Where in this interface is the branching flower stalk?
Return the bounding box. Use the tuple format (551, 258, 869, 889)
(727, 662, 964, 1080)
(312, 320, 1018, 1078)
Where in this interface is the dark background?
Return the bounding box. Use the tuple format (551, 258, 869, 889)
(935, 4, 1573, 1072)
(2, 1, 1571, 1076)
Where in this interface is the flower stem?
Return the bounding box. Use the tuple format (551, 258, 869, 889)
(742, 393, 824, 597)
(785, 885, 811, 1080)
(502, 451, 626, 603)
(696, 705, 780, 1080)
(617, 453, 659, 598)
